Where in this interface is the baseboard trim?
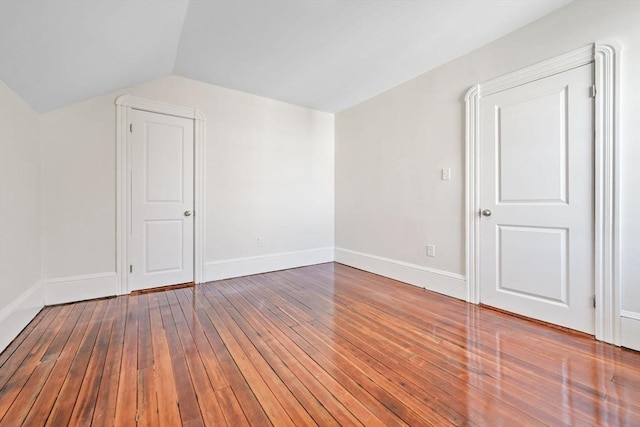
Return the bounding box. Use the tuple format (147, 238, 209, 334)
(0, 281, 45, 352)
(620, 313, 640, 351)
(335, 247, 466, 300)
(42, 272, 117, 305)
(204, 247, 334, 282)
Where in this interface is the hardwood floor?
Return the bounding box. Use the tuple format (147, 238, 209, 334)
(1, 263, 638, 426)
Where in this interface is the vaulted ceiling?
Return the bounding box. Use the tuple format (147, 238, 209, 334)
(0, 0, 571, 113)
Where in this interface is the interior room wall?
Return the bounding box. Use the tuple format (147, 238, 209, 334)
(0, 80, 41, 308)
(2, 0, 636, 352)
(0, 80, 43, 349)
(39, 76, 334, 288)
(335, 0, 639, 346)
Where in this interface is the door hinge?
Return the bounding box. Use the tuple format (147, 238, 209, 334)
(592, 295, 596, 308)
(590, 85, 597, 98)
(129, 123, 133, 133)
(129, 264, 133, 273)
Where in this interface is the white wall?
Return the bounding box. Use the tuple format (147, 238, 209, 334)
(0, 80, 43, 350)
(40, 76, 334, 287)
(335, 1, 639, 346)
(2, 0, 636, 351)
(40, 91, 116, 278)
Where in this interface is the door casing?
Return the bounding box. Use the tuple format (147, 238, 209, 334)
(116, 95, 206, 294)
(465, 42, 621, 344)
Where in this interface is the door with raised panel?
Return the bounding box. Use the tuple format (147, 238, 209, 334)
(130, 109, 194, 291)
(479, 63, 594, 333)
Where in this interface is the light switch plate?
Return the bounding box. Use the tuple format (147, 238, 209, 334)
(426, 244, 435, 257)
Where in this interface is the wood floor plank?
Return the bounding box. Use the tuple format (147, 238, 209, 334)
(135, 294, 161, 427)
(0, 305, 73, 422)
(173, 289, 230, 390)
(215, 280, 381, 427)
(0, 306, 61, 390)
(199, 289, 299, 427)
(0, 306, 47, 369)
(334, 307, 544, 425)
(0, 311, 71, 424)
(214, 286, 339, 426)
(45, 299, 109, 426)
(242, 270, 544, 426)
(91, 296, 128, 426)
(235, 276, 450, 425)
(290, 316, 454, 426)
(20, 301, 97, 427)
(156, 291, 205, 427)
(278, 268, 563, 424)
(329, 264, 640, 423)
(214, 276, 410, 426)
(1, 262, 638, 426)
(147, 292, 182, 427)
(113, 295, 139, 427)
(166, 290, 228, 427)
(68, 298, 118, 426)
(166, 291, 256, 426)
(184, 288, 269, 426)
(314, 268, 640, 422)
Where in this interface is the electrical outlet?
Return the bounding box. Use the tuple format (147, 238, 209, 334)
(257, 238, 263, 247)
(426, 244, 435, 257)
(441, 168, 451, 180)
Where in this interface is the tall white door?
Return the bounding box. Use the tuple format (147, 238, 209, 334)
(479, 64, 595, 334)
(130, 109, 194, 291)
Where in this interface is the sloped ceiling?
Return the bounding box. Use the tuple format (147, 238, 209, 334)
(0, 0, 571, 113)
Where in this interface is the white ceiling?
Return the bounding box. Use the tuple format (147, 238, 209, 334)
(0, 0, 571, 113)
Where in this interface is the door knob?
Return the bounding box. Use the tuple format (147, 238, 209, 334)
(481, 209, 492, 217)
(184, 210, 192, 217)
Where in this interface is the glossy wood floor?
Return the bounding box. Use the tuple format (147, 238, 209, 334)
(1, 263, 638, 426)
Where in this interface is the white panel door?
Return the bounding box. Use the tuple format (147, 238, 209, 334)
(479, 64, 594, 333)
(130, 109, 194, 291)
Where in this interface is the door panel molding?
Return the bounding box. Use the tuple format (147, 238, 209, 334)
(465, 42, 620, 344)
(116, 95, 206, 294)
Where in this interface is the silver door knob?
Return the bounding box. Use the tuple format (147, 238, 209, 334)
(481, 209, 492, 217)
(184, 210, 192, 217)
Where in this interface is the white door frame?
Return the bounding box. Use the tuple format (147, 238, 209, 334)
(465, 42, 621, 344)
(115, 95, 206, 294)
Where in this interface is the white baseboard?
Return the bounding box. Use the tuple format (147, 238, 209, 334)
(42, 272, 117, 305)
(620, 311, 640, 351)
(335, 247, 467, 300)
(204, 247, 334, 282)
(0, 281, 45, 353)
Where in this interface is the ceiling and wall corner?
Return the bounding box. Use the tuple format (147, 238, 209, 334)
(0, 0, 571, 113)
(0, 0, 191, 112)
